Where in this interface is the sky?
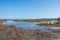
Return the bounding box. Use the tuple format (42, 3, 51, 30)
(0, 0, 60, 19)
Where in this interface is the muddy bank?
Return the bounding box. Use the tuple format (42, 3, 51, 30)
(37, 23, 60, 27)
(0, 25, 60, 40)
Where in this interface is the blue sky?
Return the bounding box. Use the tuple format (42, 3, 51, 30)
(0, 0, 60, 19)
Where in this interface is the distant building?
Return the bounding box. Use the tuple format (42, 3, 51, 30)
(48, 20, 57, 24)
(40, 19, 58, 24)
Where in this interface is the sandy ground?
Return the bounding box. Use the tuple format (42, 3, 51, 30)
(0, 25, 60, 40)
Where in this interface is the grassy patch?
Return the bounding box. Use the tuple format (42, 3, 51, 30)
(0, 20, 4, 25)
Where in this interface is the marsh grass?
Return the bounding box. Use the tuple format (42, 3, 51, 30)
(14, 19, 43, 22)
(0, 20, 4, 25)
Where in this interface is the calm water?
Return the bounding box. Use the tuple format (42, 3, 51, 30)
(3, 21, 39, 30)
(3, 20, 60, 32)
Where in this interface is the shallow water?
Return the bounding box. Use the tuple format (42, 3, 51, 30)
(3, 20, 60, 32)
(3, 21, 39, 30)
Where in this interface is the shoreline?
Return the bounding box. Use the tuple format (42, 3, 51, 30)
(37, 23, 60, 27)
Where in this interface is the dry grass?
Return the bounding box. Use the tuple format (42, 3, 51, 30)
(0, 20, 4, 25)
(0, 25, 60, 40)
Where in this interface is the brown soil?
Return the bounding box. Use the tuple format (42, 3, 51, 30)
(0, 25, 60, 40)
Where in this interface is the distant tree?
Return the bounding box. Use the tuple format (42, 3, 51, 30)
(57, 18, 60, 21)
(57, 18, 60, 20)
(57, 18, 60, 23)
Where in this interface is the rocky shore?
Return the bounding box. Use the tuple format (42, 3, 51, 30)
(0, 25, 60, 40)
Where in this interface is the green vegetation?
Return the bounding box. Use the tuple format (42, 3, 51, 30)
(0, 20, 4, 25)
(14, 19, 51, 22)
(14, 19, 43, 22)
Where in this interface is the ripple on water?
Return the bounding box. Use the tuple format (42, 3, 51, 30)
(3, 21, 60, 32)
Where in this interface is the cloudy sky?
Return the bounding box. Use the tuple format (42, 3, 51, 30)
(0, 0, 60, 19)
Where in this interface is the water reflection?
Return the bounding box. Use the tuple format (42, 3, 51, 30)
(3, 20, 60, 32)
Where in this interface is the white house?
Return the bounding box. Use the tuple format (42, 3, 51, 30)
(40, 19, 57, 24)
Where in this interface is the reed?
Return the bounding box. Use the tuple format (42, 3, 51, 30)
(0, 20, 4, 25)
